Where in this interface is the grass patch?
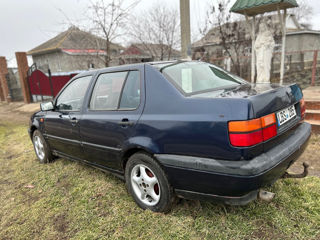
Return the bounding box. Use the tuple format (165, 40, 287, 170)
(0, 121, 319, 239)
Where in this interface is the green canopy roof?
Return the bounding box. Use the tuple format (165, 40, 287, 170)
(230, 0, 298, 16)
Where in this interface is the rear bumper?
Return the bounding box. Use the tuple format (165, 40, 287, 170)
(155, 122, 311, 204)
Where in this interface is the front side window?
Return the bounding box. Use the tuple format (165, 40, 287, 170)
(56, 75, 92, 111)
(161, 62, 244, 95)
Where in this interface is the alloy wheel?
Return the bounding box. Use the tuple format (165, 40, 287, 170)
(33, 135, 45, 160)
(130, 164, 160, 206)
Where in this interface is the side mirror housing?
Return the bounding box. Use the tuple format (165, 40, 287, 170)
(40, 101, 54, 111)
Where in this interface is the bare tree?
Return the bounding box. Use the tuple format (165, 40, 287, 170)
(290, 0, 313, 24)
(198, 0, 248, 75)
(129, 4, 180, 61)
(88, 0, 140, 67)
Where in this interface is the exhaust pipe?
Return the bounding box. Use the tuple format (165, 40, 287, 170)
(259, 190, 275, 202)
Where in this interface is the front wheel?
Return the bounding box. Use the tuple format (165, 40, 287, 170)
(125, 153, 174, 213)
(32, 130, 54, 164)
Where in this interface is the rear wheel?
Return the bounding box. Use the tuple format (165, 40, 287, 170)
(32, 130, 54, 164)
(125, 152, 174, 213)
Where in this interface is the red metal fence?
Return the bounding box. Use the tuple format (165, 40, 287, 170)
(28, 65, 80, 102)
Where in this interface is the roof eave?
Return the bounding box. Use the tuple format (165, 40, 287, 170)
(27, 48, 61, 56)
(231, 2, 298, 16)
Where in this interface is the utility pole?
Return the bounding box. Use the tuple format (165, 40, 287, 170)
(180, 0, 191, 59)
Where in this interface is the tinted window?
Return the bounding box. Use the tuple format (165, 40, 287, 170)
(161, 62, 243, 95)
(90, 71, 127, 110)
(119, 71, 140, 109)
(56, 75, 91, 111)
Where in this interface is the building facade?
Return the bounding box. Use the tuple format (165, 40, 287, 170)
(28, 26, 124, 73)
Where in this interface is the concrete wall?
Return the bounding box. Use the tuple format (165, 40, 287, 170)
(7, 68, 23, 101)
(286, 33, 320, 62)
(32, 50, 120, 73)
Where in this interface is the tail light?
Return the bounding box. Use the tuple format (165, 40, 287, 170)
(228, 113, 277, 147)
(261, 113, 277, 141)
(300, 98, 306, 120)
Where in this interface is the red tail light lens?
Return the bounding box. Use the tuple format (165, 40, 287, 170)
(229, 130, 263, 147)
(262, 124, 277, 141)
(300, 98, 305, 120)
(228, 113, 277, 147)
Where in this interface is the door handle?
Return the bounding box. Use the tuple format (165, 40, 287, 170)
(59, 114, 70, 120)
(59, 114, 78, 125)
(118, 118, 133, 127)
(70, 117, 78, 124)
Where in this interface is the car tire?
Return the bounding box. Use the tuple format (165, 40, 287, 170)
(125, 152, 174, 213)
(32, 130, 54, 164)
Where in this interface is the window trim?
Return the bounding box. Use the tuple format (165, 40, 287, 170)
(117, 71, 130, 109)
(87, 69, 142, 112)
(54, 75, 93, 113)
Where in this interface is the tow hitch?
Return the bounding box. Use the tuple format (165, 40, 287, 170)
(259, 162, 310, 203)
(282, 162, 309, 179)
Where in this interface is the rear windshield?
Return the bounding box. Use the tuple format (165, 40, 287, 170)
(161, 62, 244, 95)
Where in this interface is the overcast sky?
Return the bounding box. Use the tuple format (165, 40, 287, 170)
(1, 0, 320, 66)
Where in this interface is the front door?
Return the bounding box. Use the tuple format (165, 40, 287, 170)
(44, 75, 92, 159)
(80, 66, 144, 170)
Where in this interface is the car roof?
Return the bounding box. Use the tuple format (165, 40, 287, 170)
(74, 60, 181, 78)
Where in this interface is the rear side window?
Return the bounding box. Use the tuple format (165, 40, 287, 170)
(56, 75, 91, 111)
(90, 71, 140, 110)
(90, 72, 127, 110)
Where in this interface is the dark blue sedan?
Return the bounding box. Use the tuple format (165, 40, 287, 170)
(29, 61, 311, 212)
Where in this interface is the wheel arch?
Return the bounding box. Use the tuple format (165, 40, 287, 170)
(29, 114, 41, 138)
(121, 147, 154, 171)
(29, 125, 38, 139)
(121, 136, 161, 170)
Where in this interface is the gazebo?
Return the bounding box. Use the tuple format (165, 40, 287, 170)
(231, 0, 298, 85)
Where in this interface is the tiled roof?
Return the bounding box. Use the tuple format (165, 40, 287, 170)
(28, 26, 123, 56)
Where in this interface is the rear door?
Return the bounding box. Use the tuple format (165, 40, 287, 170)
(44, 75, 92, 159)
(80, 65, 145, 170)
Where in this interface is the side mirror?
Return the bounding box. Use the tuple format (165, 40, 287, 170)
(40, 101, 54, 111)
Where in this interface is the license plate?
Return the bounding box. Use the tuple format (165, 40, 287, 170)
(276, 105, 296, 126)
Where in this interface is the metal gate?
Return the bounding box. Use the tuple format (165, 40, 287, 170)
(27, 64, 80, 102)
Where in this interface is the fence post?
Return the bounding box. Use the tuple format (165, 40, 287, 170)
(0, 57, 12, 102)
(0, 81, 4, 101)
(311, 50, 318, 86)
(48, 68, 54, 98)
(15, 52, 31, 103)
(0, 57, 4, 101)
(300, 52, 304, 71)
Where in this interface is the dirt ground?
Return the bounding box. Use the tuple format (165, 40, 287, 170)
(0, 102, 39, 124)
(1, 101, 319, 177)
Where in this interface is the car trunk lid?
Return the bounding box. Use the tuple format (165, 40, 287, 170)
(192, 83, 304, 159)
